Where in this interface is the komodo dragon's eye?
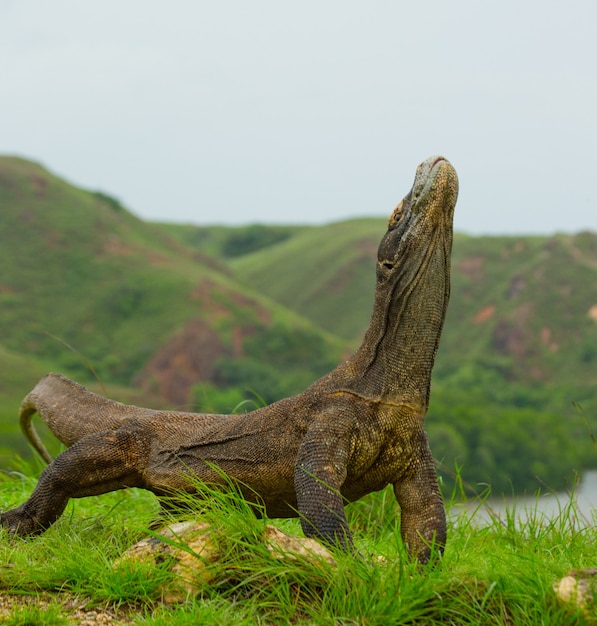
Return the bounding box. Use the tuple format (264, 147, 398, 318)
(388, 200, 404, 228)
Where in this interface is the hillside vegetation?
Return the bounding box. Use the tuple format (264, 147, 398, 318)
(1, 155, 596, 495)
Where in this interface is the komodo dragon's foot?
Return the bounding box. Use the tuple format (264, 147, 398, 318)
(0, 506, 46, 537)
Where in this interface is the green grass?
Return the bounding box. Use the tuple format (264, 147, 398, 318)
(1, 462, 595, 624)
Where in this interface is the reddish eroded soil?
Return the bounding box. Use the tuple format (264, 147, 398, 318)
(137, 278, 271, 406)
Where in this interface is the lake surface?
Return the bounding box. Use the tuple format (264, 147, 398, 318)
(453, 470, 597, 527)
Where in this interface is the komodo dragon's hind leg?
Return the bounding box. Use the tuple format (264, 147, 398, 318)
(393, 442, 446, 564)
(0, 425, 149, 536)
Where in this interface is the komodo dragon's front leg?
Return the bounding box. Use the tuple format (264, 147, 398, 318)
(294, 420, 354, 550)
(1, 425, 149, 535)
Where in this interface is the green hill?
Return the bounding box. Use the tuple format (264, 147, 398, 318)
(0, 156, 343, 462)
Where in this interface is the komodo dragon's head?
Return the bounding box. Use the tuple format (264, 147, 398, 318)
(378, 155, 458, 277)
(364, 155, 459, 404)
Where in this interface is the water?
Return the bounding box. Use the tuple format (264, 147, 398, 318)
(453, 470, 597, 527)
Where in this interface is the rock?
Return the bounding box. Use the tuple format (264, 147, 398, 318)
(262, 525, 336, 565)
(553, 568, 597, 611)
(116, 521, 335, 603)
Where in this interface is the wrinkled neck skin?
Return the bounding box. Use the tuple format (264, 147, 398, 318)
(343, 156, 458, 411)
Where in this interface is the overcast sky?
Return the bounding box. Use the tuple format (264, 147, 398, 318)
(1, 1, 596, 235)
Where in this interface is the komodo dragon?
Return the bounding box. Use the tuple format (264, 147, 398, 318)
(1, 155, 458, 564)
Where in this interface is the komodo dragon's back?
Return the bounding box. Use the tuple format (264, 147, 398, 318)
(3, 155, 458, 565)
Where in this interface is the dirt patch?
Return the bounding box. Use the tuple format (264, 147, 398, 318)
(136, 318, 226, 407)
(456, 255, 484, 281)
(540, 326, 559, 352)
(137, 279, 272, 406)
(0, 593, 134, 624)
(473, 304, 495, 324)
(491, 303, 538, 364)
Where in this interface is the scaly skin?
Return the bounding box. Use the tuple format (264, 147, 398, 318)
(1, 156, 458, 564)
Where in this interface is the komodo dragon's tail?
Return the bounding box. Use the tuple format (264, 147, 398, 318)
(19, 401, 53, 464)
(19, 372, 152, 463)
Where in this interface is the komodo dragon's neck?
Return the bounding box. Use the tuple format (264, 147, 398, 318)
(337, 156, 458, 410)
